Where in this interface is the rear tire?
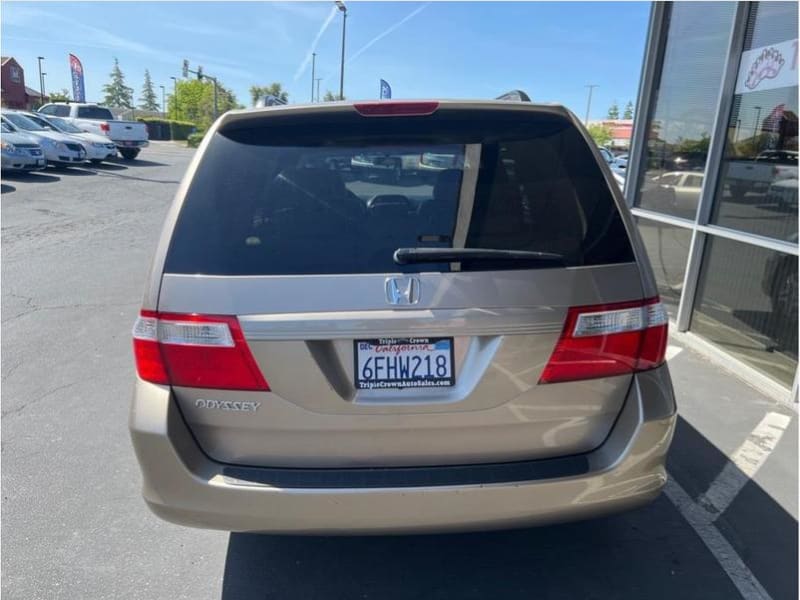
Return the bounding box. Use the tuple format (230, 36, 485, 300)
(119, 148, 140, 161)
(89, 159, 103, 165)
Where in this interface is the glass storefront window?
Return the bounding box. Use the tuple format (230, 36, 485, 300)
(635, 2, 736, 220)
(692, 236, 798, 386)
(636, 218, 692, 315)
(711, 2, 799, 242)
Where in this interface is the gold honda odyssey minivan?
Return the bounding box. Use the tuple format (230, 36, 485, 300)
(130, 98, 676, 534)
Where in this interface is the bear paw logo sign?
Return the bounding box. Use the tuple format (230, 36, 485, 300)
(745, 47, 786, 90)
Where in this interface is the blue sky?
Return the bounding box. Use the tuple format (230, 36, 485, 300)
(2, 1, 650, 118)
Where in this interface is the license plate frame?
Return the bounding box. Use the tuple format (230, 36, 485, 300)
(354, 337, 455, 390)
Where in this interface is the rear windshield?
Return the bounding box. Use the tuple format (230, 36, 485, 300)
(40, 105, 70, 117)
(76, 106, 114, 120)
(165, 109, 634, 275)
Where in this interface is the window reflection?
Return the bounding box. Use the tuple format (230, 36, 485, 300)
(692, 236, 798, 385)
(711, 2, 798, 241)
(635, 2, 736, 219)
(636, 219, 692, 314)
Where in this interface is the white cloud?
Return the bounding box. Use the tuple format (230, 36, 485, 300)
(3, 5, 259, 82)
(293, 4, 339, 81)
(3, 5, 175, 65)
(347, 3, 430, 65)
(271, 1, 331, 21)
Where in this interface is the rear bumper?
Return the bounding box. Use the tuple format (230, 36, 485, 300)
(113, 140, 149, 149)
(129, 366, 676, 534)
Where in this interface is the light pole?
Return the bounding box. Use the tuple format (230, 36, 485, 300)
(170, 76, 178, 119)
(335, 0, 347, 100)
(36, 56, 45, 106)
(41, 73, 47, 104)
(315, 78, 322, 103)
(160, 85, 166, 118)
(311, 52, 316, 102)
(584, 84, 598, 125)
(206, 74, 219, 120)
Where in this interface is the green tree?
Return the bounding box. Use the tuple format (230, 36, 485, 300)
(138, 69, 159, 111)
(167, 79, 239, 130)
(322, 90, 345, 102)
(607, 101, 620, 120)
(587, 123, 614, 147)
(623, 100, 634, 120)
(675, 133, 711, 154)
(249, 83, 288, 106)
(102, 58, 134, 108)
(49, 88, 71, 102)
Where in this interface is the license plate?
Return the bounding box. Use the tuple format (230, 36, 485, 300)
(354, 337, 455, 390)
(120, 141, 135, 147)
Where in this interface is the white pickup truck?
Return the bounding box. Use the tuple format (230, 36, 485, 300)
(37, 103, 149, 160)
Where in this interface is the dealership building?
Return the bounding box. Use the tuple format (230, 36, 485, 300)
(625, 2, 798, 401)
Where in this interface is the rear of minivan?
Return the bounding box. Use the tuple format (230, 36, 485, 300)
(129, 100, 676, 534)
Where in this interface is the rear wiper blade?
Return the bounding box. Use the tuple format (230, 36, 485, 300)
(393, 247, 565, 265)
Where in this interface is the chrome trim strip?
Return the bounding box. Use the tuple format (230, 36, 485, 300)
(240, 309, 564, 340)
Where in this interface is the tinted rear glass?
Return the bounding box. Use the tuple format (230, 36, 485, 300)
(165, 109, 634, 275)
(76, 106, 114, 120)
(40, 105, 70, 117)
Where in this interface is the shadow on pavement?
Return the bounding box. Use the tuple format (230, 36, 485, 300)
(220, 414, 797, 599)
(88, 169, 181, 184)
(87, 161, 128, 171)
(109, 157, 168, 167)
(668, 416, 798, 600)
(48, 166, 96, 177)
(1, 183, 15, 194)
(2, 171, 61, 183)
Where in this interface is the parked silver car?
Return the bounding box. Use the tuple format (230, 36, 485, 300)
(1, 121, 46, 172)
(21, 112, 117, 164)
(130, 99, 676, 534)
(1, 111, 86, 167)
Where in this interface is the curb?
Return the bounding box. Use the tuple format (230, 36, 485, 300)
(669, 322, 797, 410)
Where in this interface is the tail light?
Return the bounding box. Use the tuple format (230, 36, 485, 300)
(132, 311, 270, 391)
(354, 101, 439, 117)
(540, 297, 668, 384)
(99, 122, 110, 133)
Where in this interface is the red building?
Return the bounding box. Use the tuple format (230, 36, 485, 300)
(1, 57, 49, 110)
(591, 119, 634, 150)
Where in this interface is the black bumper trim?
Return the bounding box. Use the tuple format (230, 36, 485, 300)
(222, 454, 590, 489)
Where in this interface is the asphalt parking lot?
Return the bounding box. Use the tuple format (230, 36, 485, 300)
(2, 143, 797, 599)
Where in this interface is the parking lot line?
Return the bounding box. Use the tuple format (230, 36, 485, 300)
(666, 345, 683, 361)
(699, 412, 792, 516)
(664, 477, 773, 600)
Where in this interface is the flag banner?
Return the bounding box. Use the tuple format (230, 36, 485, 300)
(380, 79, 392, 99)
(69, 54, 86, 102)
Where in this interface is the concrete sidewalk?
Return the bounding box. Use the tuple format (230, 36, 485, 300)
(664, 339, 797, 600)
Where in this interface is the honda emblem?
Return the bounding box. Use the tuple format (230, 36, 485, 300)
(385, 277, 420, 305)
